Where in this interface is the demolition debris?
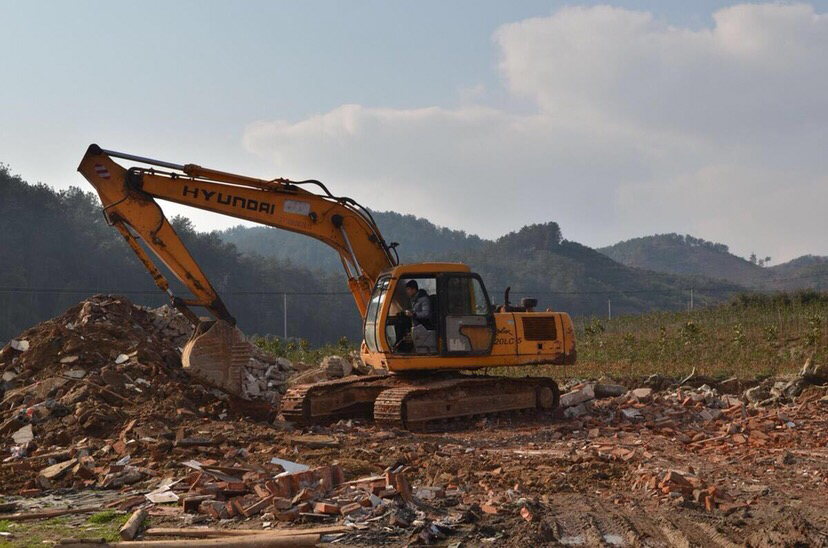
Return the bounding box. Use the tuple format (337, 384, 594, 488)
(2, 296, 828, 546)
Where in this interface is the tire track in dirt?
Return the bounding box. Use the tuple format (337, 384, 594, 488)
(659, 513, 740, 548)
(544, 494, 750, 547)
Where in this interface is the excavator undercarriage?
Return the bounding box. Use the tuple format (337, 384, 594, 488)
(281, 374, 560, 431)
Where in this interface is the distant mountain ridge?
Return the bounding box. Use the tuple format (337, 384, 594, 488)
(222, 220, 745, 317)
(599, 234, 827, 290)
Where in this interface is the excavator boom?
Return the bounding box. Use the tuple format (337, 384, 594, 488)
(78, 145, 397, 321)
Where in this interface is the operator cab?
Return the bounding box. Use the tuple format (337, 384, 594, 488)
(363, 266, 496, 357)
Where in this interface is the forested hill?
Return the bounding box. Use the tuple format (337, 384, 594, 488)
(599, 234, 828, 291)
(768, 256, 828, 291)
(598, 234, 770, 287)
(430, 223, 742, 315)
(221, 210, 485, 271)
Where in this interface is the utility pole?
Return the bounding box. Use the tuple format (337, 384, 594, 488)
(608, 298, 612, 321)
(690, 288, 694, 311)
(283, 293, 288, 340)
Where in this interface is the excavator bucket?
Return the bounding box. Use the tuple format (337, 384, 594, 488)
(181, 320, 251, 396)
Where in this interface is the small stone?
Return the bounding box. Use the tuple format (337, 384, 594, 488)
(564, 403, 587, 419)
(777, 450, 795, 465)
(10, 340, 29, 352)
(115, 354, 129, 364)
(698, 408, 722, 421)
(389, 512, 410, 527)
(38, 458, 77, 482)
(744, 384, 771, 403)
(60, 355, 79, 364)
(621, 408, 642, 420)
(631, 388, 653, 402)
(322, 355, 353, 378)
(783, 379, 807, 399)
(594, 383, 626, 398)
(800, 358, 828, 384)
(12, 424, 33, 444)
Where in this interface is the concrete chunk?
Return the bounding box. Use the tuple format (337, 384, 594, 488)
(564, 403, 588, 419)
(631, 388, 653, 402)
(560, 384, 595, 408)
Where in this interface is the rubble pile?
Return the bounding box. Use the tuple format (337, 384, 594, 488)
(144, 304, 193, 348)
(145, 453, 462, 542)
(633, 467, 744, 512)
(557, 374, 826, 454)
(288, 354, 379, 387)
(0, 295, 298, 491)
(241, 345, 295, 404)
(740, 358, 828, 407)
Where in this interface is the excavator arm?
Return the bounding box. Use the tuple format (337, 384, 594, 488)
(77, 144, 398, 322)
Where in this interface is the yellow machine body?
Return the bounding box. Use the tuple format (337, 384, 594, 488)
(359, 264, 576, 372)
(77, 145, 575, 385)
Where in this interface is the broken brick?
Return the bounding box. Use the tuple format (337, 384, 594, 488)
(313, 502, 340, 515)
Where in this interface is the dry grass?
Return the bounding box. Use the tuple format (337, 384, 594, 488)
(570, 292, 828, 380)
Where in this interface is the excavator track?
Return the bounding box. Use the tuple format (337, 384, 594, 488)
(374, 376, 560, 431)
(281, 374, 397, 425)
(282, 374, 560, 431)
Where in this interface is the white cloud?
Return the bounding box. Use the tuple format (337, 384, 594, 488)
(244, 3, 828, 262)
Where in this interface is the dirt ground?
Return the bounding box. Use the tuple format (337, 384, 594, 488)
(3, 296, 828, 546)
(5, 397, 827, 547)
(273, 402, 828, 547)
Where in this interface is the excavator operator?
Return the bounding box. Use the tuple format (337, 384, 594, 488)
(404, 280, 433, 329)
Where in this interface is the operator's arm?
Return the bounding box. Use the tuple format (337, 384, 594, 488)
(77, 145, 398, 322)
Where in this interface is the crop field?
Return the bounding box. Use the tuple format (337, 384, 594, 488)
(570, 291, 828, 380)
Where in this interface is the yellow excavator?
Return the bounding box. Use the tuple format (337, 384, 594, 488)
(78, 145, 576, 430)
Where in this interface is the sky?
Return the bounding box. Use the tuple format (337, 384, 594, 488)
(1, 1, 826, 263)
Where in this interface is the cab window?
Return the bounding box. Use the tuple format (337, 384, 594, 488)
(364, 277, 389, 352)
(443, 275, 493, 354)
(446, 277, 490, 316)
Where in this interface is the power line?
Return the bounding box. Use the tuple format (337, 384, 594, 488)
(0, 285, 750, 297)
(503, 287, 739, 296)
(0, 287, 351, 296)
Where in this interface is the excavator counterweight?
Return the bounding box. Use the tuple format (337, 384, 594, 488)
(78, 145, 575, 429)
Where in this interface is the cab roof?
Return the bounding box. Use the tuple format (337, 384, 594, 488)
(386, 262, 472, 276)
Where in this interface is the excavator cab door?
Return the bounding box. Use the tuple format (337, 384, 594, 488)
(440, 274, 495, 355)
